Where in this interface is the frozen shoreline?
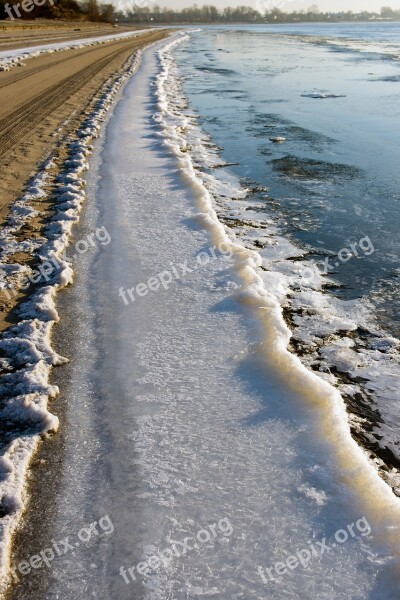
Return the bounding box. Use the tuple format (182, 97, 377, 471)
(169, 27, 400, 490)
(26, 34, 398, 598)
(2, 31, 400, 599)
(156, 29, 400, 528)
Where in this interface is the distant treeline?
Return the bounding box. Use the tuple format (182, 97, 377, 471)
(1, 2, 400, 24)
(118, 5, 400, 24)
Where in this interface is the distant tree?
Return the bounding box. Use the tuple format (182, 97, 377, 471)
(85, 0, 100, 21)
(381, 6, 395, 18)
(3, 1, 397, 24)
(0, 0, 84, 20)
(267, 7, 284, 21)
(100, 2, 115, 22)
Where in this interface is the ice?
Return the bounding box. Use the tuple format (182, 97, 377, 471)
(26, 34, 400, 599)
(301, 91, 346, 99)
(1, 31, 400, 599)
(167, 29, 400, 493)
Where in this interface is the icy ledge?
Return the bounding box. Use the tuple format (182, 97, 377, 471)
(0, 48, 143, 592)
(154, 33, 400, 552)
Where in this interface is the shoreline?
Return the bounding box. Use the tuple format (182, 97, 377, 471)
(1, 22, 400, 598)
(13, 29, 398, 597)
(156, 34, 400, 520)
(167, 26, 400, 494)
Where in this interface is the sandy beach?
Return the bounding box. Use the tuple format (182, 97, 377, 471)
(0, 26, 167, 223)
(0, 21, 135, 51)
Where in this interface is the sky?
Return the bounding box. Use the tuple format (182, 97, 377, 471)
(283, 0, 400, 10)
(128, 0, 400, 10)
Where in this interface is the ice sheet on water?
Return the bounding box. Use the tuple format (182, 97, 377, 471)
(301, 91, 346, 98)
